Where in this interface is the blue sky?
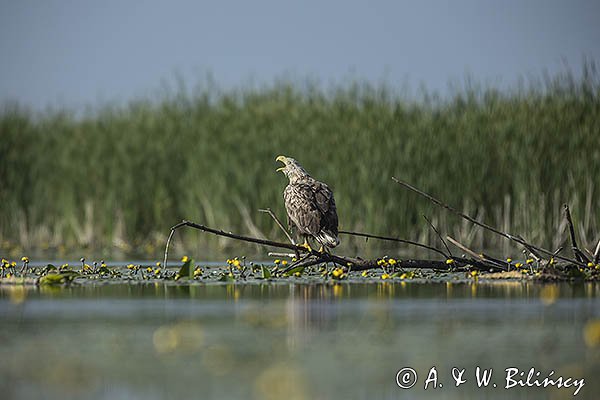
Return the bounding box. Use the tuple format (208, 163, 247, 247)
(1, 0, 599, 110)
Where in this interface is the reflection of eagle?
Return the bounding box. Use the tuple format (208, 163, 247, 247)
(276, 155, 340, 251)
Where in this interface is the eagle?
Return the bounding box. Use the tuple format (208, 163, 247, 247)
(276, 155, 340, 251)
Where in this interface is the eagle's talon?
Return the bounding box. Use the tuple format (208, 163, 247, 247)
(300, 240, 313, 252)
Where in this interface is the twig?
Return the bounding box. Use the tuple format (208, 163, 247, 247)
(163, 225, 178, 271)
(392, 177, 585, 266)
(259, 208, 296, 245)
(593, 238, 600, 265)
(423, 215, 452, 257)
(564, 204, 590, 263)
(260, 208, 299, 259)
(268, 252, 297, 258)
(338, 229, 448, 258)
(446, 236, 506, 270)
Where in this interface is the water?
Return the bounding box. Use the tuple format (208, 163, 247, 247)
(1, 280, 599, 399)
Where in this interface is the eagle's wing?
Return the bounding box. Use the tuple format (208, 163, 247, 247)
(313, 181, 339, 235)
(283, 183, 322, 236)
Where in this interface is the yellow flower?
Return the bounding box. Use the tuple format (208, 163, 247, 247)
(470, 270, 479, 277)
(156, 262, 161, 267)
(274, 259, 280, 264)
(294, 272, 301, 277)
(515, 262, 523, 268)
(381, 273, 390, 280)
(446, 259, 455, 265)
(332, 268, 344, 278)
(389, 258, 397, 265)
(154, 268, 161, 275)
(587, 262, 594, 268)
(21, 256, 29, 263)
(361, 271, 368, 277)
(1, 258, 7, 265)
(146, 267, 153, 273)
(232, 259, 241, 268)
(526, 258, 534, 264)
(281, 260, 288, 266)
(549, 258, 555, 265)
(291, 258, 297, 262)
(506, 258, 512, 263)
(194, 267, 202, 277)
(181, 256, 190, 263)
(127, 264, 135, 270)
(11, 261, 17, 267)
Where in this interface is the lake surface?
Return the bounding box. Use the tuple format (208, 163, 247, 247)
(1, 279, 599, 400)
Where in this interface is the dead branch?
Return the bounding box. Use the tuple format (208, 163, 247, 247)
(259, 208, 296, 245)
(423, 215, 452, 257)
(338, 229, 448, 258)
(446, 236, 506, 270)
(392, 177, 585, 267)
(563, 204, 590, 263)
(163, 219, 505, 274)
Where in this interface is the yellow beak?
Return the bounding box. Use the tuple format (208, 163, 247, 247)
(275, 155, 287, 172)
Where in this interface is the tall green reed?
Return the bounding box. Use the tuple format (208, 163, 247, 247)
(1, 66, 598, 258)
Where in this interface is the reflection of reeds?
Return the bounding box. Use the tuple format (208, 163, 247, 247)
(1, 65, 599, 256)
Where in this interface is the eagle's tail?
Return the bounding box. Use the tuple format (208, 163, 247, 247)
(315, 230, 340, 248)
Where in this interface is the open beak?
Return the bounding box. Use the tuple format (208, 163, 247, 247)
(275, 155, 287, 172)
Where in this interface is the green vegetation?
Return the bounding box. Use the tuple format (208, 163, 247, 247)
(1, 65, 599, 258)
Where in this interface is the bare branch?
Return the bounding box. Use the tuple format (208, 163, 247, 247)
(259, 208, 296, 245)
(563, 204, 590, 263)
(423, 215, 452, 257)
(338, 229, 448, 258)
(392, 177, 585, 266)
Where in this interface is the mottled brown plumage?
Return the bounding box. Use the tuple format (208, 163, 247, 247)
(276, 155, 340, 249)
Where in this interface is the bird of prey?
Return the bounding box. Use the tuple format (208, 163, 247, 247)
(276, 155, 340, 251)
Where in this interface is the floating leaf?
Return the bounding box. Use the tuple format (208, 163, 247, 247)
(283, 266, 305, 277)
(38, 271, 79, 286)
(42, 264, 57, 274)
(38, 274, 65, 286)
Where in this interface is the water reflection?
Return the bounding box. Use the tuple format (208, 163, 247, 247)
(1, 281, 600, 399)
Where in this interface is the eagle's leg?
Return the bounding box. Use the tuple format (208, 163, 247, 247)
(300, 236, 313, 252)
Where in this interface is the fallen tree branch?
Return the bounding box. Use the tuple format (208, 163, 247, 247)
(392, 177, 585, 267)
(162, 219, 505, 273)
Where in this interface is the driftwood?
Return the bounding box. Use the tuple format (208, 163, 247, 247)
(162, 220, 504, 274)
(163, 179, 593, 278)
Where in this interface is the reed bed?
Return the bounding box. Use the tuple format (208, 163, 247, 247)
(1, 65, 599, 258)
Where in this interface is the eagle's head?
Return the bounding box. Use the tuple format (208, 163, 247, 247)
(276, 155, 310, 184)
